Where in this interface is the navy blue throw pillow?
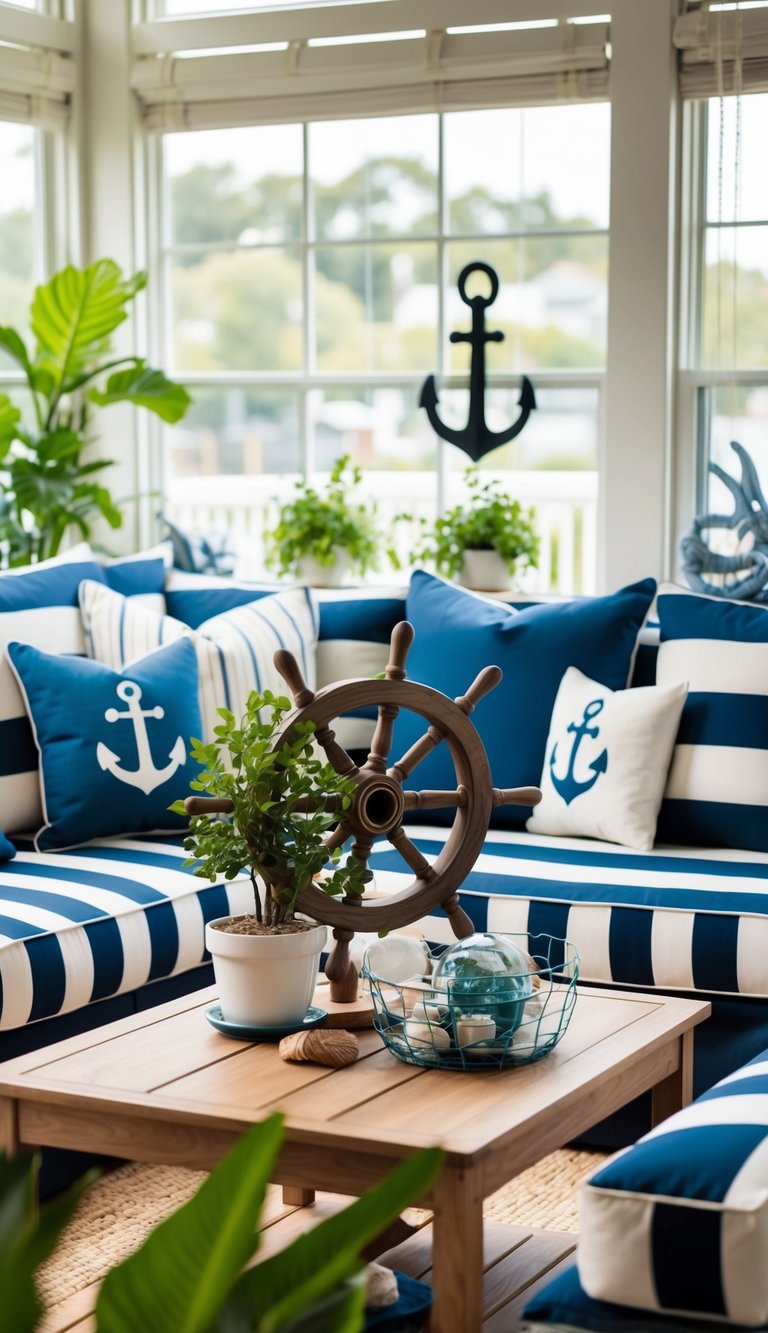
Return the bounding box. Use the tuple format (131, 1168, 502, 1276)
(7, 636, 202, 851)
(393, 571, 657, 829)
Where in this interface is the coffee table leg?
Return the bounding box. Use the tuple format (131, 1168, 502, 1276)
(282, 1186, 315, 1205)
(651, 1029, 694, 1127)
(0, 1097, 19, 1157)
(431, 1164, 484, 1333)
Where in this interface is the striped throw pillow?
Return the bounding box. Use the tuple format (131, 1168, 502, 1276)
(79, 580, 318, 741)
(656, 586, 768, 851)
(578, 1048, 768, 1327)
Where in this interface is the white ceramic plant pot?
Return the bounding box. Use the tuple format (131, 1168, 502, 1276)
(458, 548, 513, 592)
(206, 916, 327, 1026)
(297, 549, 352, 588)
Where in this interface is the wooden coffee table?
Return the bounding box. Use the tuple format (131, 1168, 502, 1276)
(0, 984, 709, 1333)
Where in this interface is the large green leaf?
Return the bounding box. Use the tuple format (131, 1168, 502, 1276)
(0, 1152, 95, 1333)
(0, 394, 21, 457)
(30, 261, 146, 384)
(222, 1147, 443, 1333)
(95, 1113, 284, 1333)
(88, 361, 191, 423)
(0, 328, 32, 378)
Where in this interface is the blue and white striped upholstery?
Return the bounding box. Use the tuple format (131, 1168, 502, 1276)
(79, 580, 318, 740)
(163, 569, 279, 628)
(577, 1047, 768, 1327)
(0, 836, 253, 1030)
(657, 586, 768, 852)
(314, 587, 407, 749)
(370, 825, 768, 998)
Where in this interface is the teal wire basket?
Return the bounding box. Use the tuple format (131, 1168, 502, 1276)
(362, 933, 579, 1072)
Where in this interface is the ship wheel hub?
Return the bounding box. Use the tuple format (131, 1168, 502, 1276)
(351, 773, 405, 837)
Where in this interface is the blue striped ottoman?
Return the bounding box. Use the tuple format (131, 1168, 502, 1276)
(525, 1048, 768, 1329)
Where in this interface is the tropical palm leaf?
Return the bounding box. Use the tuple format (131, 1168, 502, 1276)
(89, 361, 191, 423)
(30, 261, 147, 384)
(0, 395, 21, 458)
(0, 328, 32, 377)
(95, 1114, 284, 1333)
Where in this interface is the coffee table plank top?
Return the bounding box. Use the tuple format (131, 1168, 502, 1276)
(0, 985, 709, 1167)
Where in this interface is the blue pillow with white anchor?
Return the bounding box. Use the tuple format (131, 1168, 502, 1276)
(7, 636, 202, 851)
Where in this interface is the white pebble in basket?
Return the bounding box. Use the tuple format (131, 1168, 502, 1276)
(403, 1019, 451, 1051)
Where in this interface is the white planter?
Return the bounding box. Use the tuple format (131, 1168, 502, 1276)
(458, 548, 514, 592)
(206, 916, 327, 1026)
(297, 548, 352, 588)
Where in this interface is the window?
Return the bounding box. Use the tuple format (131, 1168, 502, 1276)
(158, 100, 609, 590)
(684, 92, 768, 527)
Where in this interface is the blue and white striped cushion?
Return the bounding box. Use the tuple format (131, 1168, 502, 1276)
(656, 586, 768, 852)
(369, 825, 768, 998)
(0, 836, 253, 1030)
(314, 587, 407, 749)
(578, 1048, 768, 1327)
(79, 580, 318, 740)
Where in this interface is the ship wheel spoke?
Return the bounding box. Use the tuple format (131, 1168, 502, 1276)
(365, 622, 414, 774)
(389, 825, 435, 881)
(315, 723, 359, 779)
(388, 722, 445, 784)
(403, 787, 467, 813)
(323, 821, 351, 854)
(349, 832, 375, 865)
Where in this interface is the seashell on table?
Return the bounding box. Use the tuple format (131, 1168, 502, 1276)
(279, 1028, 360, 1067)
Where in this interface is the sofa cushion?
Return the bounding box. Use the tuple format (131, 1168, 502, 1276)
(574, 1047, 768, 1327)
(79, 580, 318, 740)
(0, 835, 253, 1030)
(527, 667, 687, 851)
(0, 546, 170, 836)
(369, 825, 768, 999)
(7, 637, 202, 851)
(656, 587, 768, 853)
(314, 586, 407, 750)
(163, 569, 279, 627)
(392, 571, 657, 829)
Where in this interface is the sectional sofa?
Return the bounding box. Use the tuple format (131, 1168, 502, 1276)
(1, 547, 767, 1168)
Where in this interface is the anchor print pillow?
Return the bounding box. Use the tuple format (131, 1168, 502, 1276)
(6, 636, 202, 852)
(527, 667, 688, 850)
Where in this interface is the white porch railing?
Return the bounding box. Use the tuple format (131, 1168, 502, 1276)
(164, 470, 598, 596)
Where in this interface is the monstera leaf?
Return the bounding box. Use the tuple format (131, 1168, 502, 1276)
(30, 261, 147, 385)
(0, 328, 32, 377)
(89, 361, 191, 423)
(0, 395, 21, 458)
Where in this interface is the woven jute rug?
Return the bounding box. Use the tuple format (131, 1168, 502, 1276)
(36, 1147, 608, 1314)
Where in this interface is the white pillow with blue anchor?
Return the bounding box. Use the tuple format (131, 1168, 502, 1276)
(527, 666, 688, 851)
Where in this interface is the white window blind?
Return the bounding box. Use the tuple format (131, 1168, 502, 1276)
(675, 3, 768, 98)
(0, 3, 74, 128)
(132, 7, 610, 133)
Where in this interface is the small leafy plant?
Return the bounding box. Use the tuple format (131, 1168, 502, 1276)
(0, 259, 190, 567)
(172, 690, 372, 929)
(414, 467, 539, 580)
(265, 454, 399, 580)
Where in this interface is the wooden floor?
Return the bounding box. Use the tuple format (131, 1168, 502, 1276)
(39, 1186, 577, 1332)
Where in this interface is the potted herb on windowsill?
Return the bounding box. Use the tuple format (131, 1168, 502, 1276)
(171, 688, 372, 1028)
(265, 453, 400, 587)
(414, 468, 540, 592)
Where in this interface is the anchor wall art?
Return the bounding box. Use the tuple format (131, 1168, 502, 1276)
(420, 261, 536, 463)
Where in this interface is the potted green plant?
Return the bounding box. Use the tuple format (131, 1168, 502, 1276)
(172, 689, 372, 1028)
(0, 259, 190, 568)
(414, 468, 539, 591)
(265, 454, 399, 587)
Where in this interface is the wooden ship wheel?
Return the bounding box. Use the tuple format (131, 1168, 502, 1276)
(187, 621, 541, 1004)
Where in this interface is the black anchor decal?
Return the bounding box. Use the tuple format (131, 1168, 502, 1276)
(420, 261, 537, 463)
